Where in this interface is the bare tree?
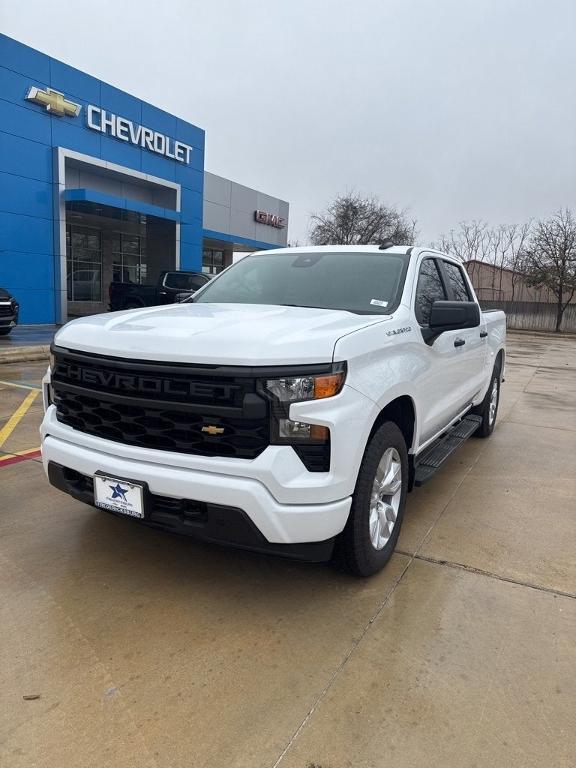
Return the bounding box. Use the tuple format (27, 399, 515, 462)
(433, 220, 491, 288)
(522, 209, 576, 331)
(309, 193, 417, 246)
(497, 222, 532, 301)
(434, 220, 533, 301)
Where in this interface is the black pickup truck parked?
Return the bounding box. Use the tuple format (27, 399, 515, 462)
(109, 271, 210, 312)
(0, 287, 19, 335)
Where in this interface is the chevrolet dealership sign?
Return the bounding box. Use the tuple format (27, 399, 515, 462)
(87, 107, 192, 164)
(26, 86, 81, 117)
(25, 85, 193, 164)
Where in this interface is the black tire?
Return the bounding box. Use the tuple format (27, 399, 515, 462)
(472, 369, 500, 438)
(0, 327, 12, 336)
(333, 421, 408, 577)
(122, 301, 144, 310)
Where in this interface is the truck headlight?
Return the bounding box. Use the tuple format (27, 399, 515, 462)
(277, 418, 329, 442)
(264, 370, 345, 403)
(263, 366, 345, 445)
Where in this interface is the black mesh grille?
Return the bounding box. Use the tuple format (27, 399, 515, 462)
(0, 305, 15, 317)
(52, 349, 270, 459)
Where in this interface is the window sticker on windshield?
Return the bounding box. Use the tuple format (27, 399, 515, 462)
(370, 299, 388, 307)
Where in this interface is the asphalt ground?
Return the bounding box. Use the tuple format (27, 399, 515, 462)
(0, 332, 575, 768)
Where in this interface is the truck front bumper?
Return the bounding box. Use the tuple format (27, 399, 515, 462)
(41, 429, 352, 557)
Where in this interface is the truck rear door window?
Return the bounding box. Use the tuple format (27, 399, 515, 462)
(443, 261, 471, 302)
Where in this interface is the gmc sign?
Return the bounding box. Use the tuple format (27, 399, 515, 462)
(255, 210, 285, 229)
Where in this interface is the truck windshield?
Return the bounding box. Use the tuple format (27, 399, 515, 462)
(193, 251, 408, 314)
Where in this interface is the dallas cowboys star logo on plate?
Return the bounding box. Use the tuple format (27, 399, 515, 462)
(109, 483, 128, 501)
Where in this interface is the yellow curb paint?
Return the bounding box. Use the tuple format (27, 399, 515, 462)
(0, 390, 39, 447)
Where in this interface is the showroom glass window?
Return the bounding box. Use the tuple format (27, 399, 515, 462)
(203, 249, 224, 275)
(112, 233, 147, 283)
(66, 225, 102, 302)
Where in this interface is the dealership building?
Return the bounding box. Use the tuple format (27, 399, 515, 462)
(0, 34, 289, 324)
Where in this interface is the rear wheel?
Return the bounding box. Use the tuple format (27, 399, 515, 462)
(473, 369, 500, 438)
(333, 422, 408, 577)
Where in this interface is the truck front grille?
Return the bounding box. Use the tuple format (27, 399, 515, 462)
(0, 304, 15, 317)
(51, 348, 270, 459)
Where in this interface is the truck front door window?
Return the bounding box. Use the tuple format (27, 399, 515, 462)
(415, 259, 446, 325)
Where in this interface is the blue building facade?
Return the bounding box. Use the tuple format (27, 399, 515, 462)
(0, 34, 289, 324)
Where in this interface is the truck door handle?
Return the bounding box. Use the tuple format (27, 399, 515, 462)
(454, 338, 466, 348)
(480, 330, 488, 338)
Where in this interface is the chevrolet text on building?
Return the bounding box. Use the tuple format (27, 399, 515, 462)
(1, 34, 288, 325)
(26, 86, 193, 164)
(87, 106, 193, 164)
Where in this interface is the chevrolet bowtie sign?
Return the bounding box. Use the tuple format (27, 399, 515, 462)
(25, 85, 193, 164)
(26, 86, 81, 117)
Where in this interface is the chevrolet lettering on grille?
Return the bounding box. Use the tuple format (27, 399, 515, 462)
(55, 363, 240, 401)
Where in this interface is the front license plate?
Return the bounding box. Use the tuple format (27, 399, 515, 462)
(94, 475, 145, 518)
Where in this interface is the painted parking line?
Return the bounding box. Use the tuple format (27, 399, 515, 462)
(0, 389, 40, 447)
(0, 379, 42, 391)
(0, 447, 42, 468)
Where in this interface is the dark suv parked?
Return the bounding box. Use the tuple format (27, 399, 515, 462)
(0, 288, 19, 336)
(109, 271, 210, 312)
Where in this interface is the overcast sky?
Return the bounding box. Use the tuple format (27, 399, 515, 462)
(2, 0, 575, 245)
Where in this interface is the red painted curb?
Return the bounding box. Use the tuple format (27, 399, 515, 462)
(0, 450, 42, 468)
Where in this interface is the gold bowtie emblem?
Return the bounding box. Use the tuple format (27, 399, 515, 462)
(201, 425, 225, 436)
(26, 86, 81, 117)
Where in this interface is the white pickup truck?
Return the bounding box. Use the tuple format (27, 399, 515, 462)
(41, 245, 505, 576)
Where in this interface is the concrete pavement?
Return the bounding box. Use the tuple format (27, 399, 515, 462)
(0, 326, 57, 348)
(0, 326, 56, 364)
(0, 332, 574, 768)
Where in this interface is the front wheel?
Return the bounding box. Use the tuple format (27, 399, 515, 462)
(333, 421, 408, 577)
(472, 370, 500, 438)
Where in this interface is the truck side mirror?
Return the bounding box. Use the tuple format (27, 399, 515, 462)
(429, 300, 480, 332)
(422, 300, 480, 344)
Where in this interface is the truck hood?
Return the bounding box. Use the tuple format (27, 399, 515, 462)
(54, 303, 388, 364)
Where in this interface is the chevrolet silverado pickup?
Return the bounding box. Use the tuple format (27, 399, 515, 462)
(41, 245, 506, 576)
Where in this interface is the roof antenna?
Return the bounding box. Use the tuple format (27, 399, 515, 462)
(378, 239, 395, 250)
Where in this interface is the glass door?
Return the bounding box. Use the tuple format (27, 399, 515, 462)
(112, 232, 147, 284)
(66, 225, 103, 302)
